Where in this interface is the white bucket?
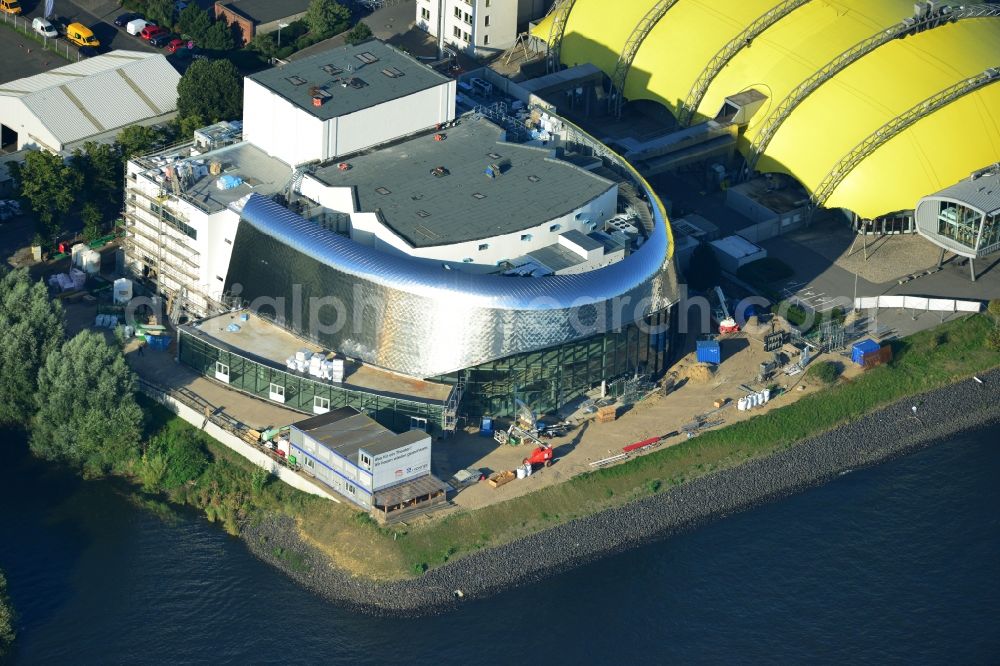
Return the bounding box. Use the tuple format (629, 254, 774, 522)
(516, 466, 527, 479)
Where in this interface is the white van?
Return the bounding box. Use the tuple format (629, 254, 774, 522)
(126, 18, 148, 35)
(32, 17, 58, 38)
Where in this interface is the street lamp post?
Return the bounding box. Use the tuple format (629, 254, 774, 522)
(277, 22, 290, 47)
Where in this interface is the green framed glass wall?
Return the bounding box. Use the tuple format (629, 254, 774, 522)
(436, 308, 671, 419)
(178, 330, 447, 432)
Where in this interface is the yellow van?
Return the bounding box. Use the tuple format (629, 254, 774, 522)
(0, 0, 23, 15)
(66, 22, 99, 48)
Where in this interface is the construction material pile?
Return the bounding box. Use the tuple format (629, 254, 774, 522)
(286, 349, 344, 382)
(48, 268, 87, 292)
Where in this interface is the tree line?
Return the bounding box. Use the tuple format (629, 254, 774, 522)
(0, 268, 143, 472)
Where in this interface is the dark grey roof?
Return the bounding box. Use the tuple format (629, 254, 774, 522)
(292, 407, 427, 460)
(247, 40, 450, 121)
(560, 229, 603, 251)
(219, 0, 311, 25)
(525, 244, 586, 273)
(925, 168, 1000, 214)
(312, 117, 615, 247)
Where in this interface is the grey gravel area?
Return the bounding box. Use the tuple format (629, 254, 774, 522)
(242, 368, 1000, 616)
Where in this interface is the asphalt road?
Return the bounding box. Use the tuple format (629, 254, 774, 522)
(0, 25, 65, 83)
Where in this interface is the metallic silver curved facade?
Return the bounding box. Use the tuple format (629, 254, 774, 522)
(227, 168, 677, 378)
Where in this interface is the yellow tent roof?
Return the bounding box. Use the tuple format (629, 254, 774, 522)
(532, 0, 1000, 219)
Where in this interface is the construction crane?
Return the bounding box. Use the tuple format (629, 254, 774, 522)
(714, 285, 740, 334)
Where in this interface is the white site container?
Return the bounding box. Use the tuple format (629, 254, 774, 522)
(81, 249, 101, 275)
(71, 243, 88, 268)
(113, 277, 133, 304)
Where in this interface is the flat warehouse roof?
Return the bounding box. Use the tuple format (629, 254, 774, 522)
(247, 40, 450, 120)
(293, 408, 428, 459)
(312, 117, 615, 247)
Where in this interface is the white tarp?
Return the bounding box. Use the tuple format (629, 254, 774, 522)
(904, 296, 929, 310)
(927, 298, 955, 312)
(879, 295, 906, 308)
(856, 297, 880, 309)
(956, 300, 984, 313)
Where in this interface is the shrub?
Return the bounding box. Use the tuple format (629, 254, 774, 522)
(987, 329, 1000, 351)
(806, 360, 841, 385)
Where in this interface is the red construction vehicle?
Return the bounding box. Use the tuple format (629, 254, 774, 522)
(523, 443, 554, 470)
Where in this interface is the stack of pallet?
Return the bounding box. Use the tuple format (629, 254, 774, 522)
(597, 405, 617, 423)
(488, 470, 516, 488)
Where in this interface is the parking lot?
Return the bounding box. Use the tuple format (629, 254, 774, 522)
(0, 26, 62, 83)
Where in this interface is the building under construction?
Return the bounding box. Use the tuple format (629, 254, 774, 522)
(122, 40, 678, 431)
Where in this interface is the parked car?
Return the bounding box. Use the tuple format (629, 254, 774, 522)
(0, 0, 22, 15)
(114, 12, 143, 27)
(140, 24, 167, 41)
(65, 22, 100, 48)
(126, 18, 148, 35)
(149, 32, 172, 47)
(166, 38, 192, 54)
(32, 17, 58, 38)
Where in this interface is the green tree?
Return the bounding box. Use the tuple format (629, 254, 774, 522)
(305, 0, 351, 38)
(201, 18, 237, 50)
(345, 21, 373, 45)
(71, 141, 122, 216)
(0, 570, 14, 660)
(144, 0, 175, 29)
(117, 124, 161, 160)
(249, 30, 277, 58)
(81, 202, 103, 241)
(0, 268, 65, 426)
(177, 2, 213, 38)
(177, 59, 242, 129)
(685, 242, 721, 292)
(806, 360, 841, 385)
(31, 330, 144, 473)
(9, 150, 82, 240)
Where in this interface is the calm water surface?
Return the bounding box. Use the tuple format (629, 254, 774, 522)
(2, 423, 998, 664)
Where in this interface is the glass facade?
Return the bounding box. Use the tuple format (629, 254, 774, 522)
(178, 330, 446, 432)
(937, 202, 983, 249)
(980, 210, 1000, 254)
(434, 309, 671, 419)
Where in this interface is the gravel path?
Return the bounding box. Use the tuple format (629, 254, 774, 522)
(242, 369, 1000, 616)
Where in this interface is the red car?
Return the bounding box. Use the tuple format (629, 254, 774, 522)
(166, 38, 192, 53)
(140, 24, 167, 41)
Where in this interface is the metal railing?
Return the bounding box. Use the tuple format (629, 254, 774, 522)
(746, 2, 1000, 173)
(0, 11, 82, 61)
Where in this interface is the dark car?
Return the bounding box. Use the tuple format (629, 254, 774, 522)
(149, 32, 172, 47)
(114, 12, 142, 27)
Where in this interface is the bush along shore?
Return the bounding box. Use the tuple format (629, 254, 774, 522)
(0, 569, 14, 660)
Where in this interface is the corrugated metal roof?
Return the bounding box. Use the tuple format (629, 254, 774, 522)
(924, 168, 1000, 215)
(1, 50, 179, 147)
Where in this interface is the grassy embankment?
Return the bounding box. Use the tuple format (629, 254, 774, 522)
(0, 569, 14, 660)
(134, 315, 1000, 581)
(298, 314, 1000, 578)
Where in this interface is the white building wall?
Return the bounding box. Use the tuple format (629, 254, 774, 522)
(326, 83, 456, 159)
(416, 0, 518, 56)
(0, 98, 64, 152)
(349, 185, 617, 267)
(300, 176, 356, 213)
(242, 78, 324, 166)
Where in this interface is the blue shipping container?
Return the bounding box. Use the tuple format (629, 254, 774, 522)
(696, 340, 721, 364)
(851, 339, 880, 365)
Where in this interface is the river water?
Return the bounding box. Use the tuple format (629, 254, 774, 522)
(2, 423, 998, 664)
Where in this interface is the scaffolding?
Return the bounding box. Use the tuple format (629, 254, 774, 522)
(545, 0, 578, 73)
